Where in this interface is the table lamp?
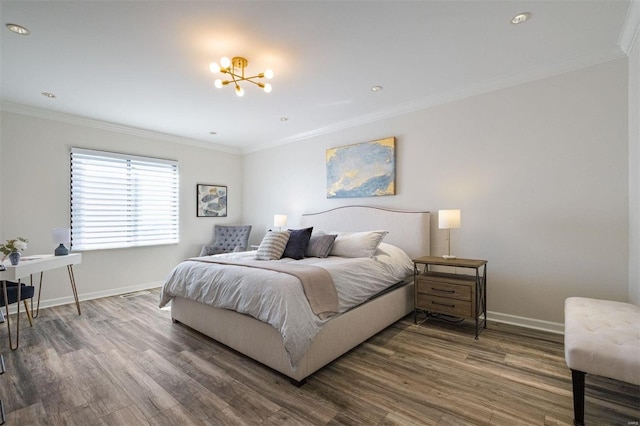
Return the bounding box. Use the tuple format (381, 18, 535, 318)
(438, 209, 461, 259)
(273, 214, 287, 231)
(52, 228, 70, 256)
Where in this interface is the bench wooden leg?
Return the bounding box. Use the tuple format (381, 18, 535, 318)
(571, 369, 585, 426)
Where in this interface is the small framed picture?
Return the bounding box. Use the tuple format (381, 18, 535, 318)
(197, 184, 227, 217)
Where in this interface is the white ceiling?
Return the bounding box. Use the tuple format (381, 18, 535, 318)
(0, 1, 634, 154)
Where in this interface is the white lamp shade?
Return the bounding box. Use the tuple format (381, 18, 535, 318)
(274, 214, 287, 228)
(438, 210, 461, 229)
(52, 228, 71, 245)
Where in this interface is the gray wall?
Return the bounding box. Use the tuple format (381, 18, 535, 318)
(0, 111, 243, 306)
(242, 59, 630, 328)
(0, 57, 634, 329)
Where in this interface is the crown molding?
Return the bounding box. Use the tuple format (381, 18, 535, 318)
(1, 45, 627, 158)
(620, 0, 640, 55)
(243, 47, 626, 154)
(0, 102, 242, 155)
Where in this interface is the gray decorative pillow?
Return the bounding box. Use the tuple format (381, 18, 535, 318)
(256, 230, 291, 260)
(330, 230, 388, 258)
(306, 233, 337, 258)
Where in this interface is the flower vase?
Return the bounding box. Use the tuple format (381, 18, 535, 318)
(8, 251, 21, 265)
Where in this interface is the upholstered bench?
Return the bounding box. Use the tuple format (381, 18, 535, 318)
(564, 297, 640, 425)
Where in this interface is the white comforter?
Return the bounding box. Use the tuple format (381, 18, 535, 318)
(159, 242, 413, 367)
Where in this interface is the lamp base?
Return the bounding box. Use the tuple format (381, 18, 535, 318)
(442, 255, 457, 259)
(54, 243, 69, 256)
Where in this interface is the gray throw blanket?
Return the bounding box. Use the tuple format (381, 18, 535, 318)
(193, 258, 339, 318)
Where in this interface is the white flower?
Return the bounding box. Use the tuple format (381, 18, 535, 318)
(14, 240, 27, 251)
(0, 237, 29, 257)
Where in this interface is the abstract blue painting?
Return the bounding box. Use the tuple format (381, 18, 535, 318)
(197, 184, 227, 217)
(326, 137, 395, 198)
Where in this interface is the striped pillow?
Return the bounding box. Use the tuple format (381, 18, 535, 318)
(256, 230, 291, 260)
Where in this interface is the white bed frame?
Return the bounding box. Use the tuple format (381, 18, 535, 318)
(171, 206, 430, 384)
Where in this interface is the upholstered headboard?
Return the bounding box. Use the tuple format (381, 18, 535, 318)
(300, 206, 430, 260)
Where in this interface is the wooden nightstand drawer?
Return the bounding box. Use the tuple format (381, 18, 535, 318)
(417, 294, 472, 317)
(416, 278, 471, 301)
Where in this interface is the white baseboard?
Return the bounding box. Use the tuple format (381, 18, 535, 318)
(1, 281, 164, 316)
(46, 281, 165, 309)
(2, 285, 565, 335)
(488, 311, 564, 335)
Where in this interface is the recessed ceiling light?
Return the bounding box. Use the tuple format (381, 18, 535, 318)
(209, 131, 217, 136)
(511, 12, 531, 25)
(280, 117, 288, 122)
(6, 23, 30, 35)
(41, 92, 56, 98)
(371, 86, 383, 92)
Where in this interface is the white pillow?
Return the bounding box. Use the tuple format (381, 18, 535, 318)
(256, 230, 291, 260)
(375, 242, 414, 279)
(329, 230, 388, 258)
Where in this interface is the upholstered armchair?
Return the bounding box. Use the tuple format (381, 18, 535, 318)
(199, 225, 252, 256)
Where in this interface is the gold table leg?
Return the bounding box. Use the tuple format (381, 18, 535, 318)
(30, 266, 80, 318)
(68, 265, 81, 315)
(30, 272, 44, 319)
(24, 300, 33, 327)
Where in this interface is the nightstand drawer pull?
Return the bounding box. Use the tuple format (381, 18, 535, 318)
(431, 287, 455, 293)
(432, 301, 456, 308)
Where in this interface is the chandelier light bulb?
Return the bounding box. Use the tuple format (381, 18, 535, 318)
(220, 56, 231, 68)
(264, 69, 274, 79)
(235, 86, 245, 97)
(263, 83, 272, 93)
(214, 79, 223, 88)
(209, 62, 220, 73)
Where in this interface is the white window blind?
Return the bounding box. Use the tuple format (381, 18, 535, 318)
(71, 147, 179, 251)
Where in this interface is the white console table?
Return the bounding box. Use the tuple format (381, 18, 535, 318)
(1, 253, 82, 349)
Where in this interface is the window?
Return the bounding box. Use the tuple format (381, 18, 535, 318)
(70, 147, 179, 251)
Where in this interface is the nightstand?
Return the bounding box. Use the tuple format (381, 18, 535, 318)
(413, 256, 487, 339)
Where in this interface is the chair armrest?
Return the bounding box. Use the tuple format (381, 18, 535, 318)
(199, 245, 213, 257)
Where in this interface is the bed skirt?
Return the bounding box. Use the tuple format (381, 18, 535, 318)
(171, 280, 414, 384)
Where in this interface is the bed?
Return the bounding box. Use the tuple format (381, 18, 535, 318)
(162, 206, 430, 384)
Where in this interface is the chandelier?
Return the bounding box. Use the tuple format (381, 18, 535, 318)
(210, 56, 273, 97)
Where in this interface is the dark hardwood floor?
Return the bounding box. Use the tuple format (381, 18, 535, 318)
(0, 288, 638, 425)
